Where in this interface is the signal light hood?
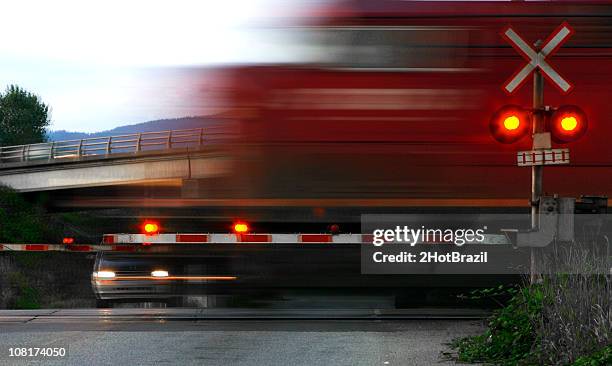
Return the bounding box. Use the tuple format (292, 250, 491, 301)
(548, 105, 587, 143)
(489, 105, 531, 144)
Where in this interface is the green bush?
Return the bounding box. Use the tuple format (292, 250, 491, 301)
(571, 345, 611, 366)
(14, 286, 40, 309)
(0, 186, 48, 243)
(7, 270, 41, 309)
(453, 278, 610, 365)
(2, 252, 95, 309)
(452, 285, 541, 365)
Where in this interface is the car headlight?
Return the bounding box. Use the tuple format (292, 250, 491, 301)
(151, 270, 169, 278)
(94, 271, 116, 278)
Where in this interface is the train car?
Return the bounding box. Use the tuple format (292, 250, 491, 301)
(210, 0, 612, 209)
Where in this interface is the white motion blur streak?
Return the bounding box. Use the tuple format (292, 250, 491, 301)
(0, 0, 305, 66)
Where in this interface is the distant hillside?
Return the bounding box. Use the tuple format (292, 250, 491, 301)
(48, 116, 219, 141)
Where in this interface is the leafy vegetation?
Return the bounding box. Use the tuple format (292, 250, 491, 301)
(14, 286, 40, 309)
(1, 252, 95, 309)
(0, 186, 95, 309)
(453, 272, 610, 365)
(452, 285, 541, 365)
(570, 345, 611, 366)
(0, 85, 50, 146)
(0, 185, 51, 243)
(7, 270, 41, 309)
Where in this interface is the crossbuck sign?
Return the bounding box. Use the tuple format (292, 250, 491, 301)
(503, 22, 574, 94)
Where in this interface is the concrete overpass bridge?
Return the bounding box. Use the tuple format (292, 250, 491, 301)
(0, 128, 232, 194)
(0, 128, 532, 229)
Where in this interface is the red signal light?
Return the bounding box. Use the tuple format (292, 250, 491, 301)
(489, 105, 531, 144)
(548, 105, 587, 143)
(62, 237, 75, 244)
(143, 221, 160, 235)
(233, 222, 249, 233)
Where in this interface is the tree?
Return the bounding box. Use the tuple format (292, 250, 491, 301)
(0, 85, 50, 146)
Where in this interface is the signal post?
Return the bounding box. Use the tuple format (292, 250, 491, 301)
(491, 23, 587, 282)
(531, 65, 544, 283)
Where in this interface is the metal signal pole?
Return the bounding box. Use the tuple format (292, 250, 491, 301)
(531, 40, 545, 284)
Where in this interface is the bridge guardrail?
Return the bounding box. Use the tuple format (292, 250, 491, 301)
(0, 127, 225, 164)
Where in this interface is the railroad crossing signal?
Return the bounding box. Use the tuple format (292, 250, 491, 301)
(494, 22, 588, 280)
(492, 23, 587, 147)
(490, 103, 587, 146)
(502, 22, 574, 94)
(548, 105, 588, 143)
(489, 105, 531, 143)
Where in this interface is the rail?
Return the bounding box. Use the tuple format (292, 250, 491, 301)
(0, 128, 218, 164)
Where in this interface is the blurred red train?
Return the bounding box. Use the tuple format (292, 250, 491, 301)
(206, 0, 612, 210)
(92, 1, 612, 305)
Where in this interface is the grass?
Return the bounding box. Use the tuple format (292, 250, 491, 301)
(452, 284, 542, 365)
(452, 240, 611, 365)
(570, 345, 611, 366)
(0, 185, 50, 243)
(0, 252, 96, 309)
(0, 185, 108, 309)
(14, 286, 40, 309)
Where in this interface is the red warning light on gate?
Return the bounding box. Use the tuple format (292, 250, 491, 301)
(548, 105, 587, 143)
(489, 105, 531, 144)
(142, 221, 160, 235)
(233, 222, 249, 233)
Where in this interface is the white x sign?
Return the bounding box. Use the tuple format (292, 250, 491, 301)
(503, 22, 574, 94)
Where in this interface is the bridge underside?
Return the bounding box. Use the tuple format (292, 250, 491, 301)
(0, 150, 231, 193)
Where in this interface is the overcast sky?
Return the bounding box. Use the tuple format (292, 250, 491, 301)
(0, 0, 308, 132)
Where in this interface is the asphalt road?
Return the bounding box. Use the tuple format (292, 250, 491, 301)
(0, 309, 484, 366)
